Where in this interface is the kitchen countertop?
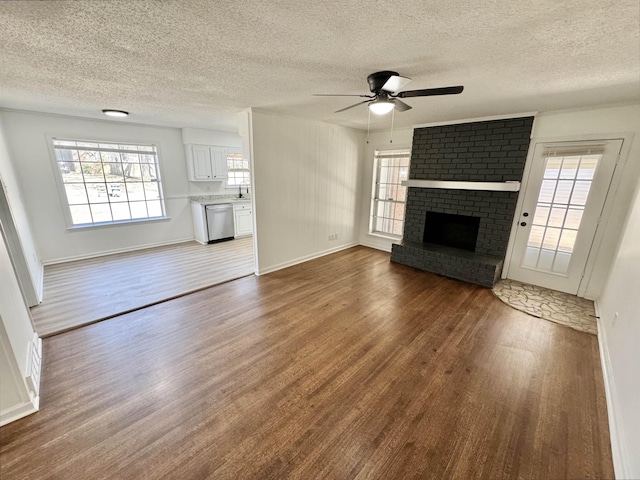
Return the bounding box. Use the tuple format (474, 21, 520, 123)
(189, 194, 251, 205)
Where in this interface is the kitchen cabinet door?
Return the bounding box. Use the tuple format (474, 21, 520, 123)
(191, 145, 213, 180)
(210, 147, 228, 180)
(234, 206, 253, 237)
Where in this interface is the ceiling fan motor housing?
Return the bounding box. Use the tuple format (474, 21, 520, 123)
(367, 71, 399, 93)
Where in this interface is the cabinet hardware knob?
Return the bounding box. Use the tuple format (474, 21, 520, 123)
(523, 212, 529, 217)
(520, 222, 527, 227)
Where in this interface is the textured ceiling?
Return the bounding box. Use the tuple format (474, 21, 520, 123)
(1, 0, 639, 132)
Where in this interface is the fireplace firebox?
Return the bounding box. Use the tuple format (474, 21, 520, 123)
(423, 211, 480, 252)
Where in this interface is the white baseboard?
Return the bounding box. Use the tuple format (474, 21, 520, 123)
(595, 301, 629, 479)
(256, 242, 359, 276)
(358, 240, 392, 253)
(0, 400, 39, 427)
(43, 237, 195, 265)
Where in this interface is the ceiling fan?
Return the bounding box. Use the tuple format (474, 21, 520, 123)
(314, 71, 463, 115)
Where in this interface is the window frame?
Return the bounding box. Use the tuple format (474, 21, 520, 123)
(225, 148, 251, 189)
(46, 135, 169, 229)
(369, 148, 411, 239)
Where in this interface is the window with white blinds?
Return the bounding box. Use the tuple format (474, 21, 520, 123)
(370, 149, 410, 237)
(51, 139, 166, 226)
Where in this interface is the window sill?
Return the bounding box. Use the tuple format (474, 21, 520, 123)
(367, 232, 402, 241)
(68, 216, 170, 231)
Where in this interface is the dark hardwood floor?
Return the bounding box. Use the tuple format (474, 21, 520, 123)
(0, 246, 613, 479)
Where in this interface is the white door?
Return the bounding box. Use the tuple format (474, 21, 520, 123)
(506, 139, 623, 294)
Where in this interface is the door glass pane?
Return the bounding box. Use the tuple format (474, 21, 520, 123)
(553, 181, 573, 204)
(523, 151, 601, 275)
(552, 252, 571, 274)
(547, 207, 566, 228)
(538, 249, 555, 270)
(577, 157, 598, 179)
(559, 156, 580, 179)
(542, 227, 561, 250)
(570, 181, 591, 205)
(532, 205, 550, 226)
(558, 229, 577, 253)
(528, 226, 545, 248)
(523, 246, 540, 268)
(538, 180, 556, 203)
(564, 208, 583, 229)
(544, 157, 562, 179)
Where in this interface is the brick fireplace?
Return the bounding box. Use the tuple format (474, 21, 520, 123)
(391, 117, 534, 287)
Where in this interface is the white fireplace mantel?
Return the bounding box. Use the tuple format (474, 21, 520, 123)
(401, 180, 521, 192)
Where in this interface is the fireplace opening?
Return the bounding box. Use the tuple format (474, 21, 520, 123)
(423, 211, 480, 252)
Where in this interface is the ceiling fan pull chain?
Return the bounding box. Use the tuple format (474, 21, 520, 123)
(366, 108, 371, 144)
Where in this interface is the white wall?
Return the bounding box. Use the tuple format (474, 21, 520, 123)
(1, 110, 195, 263)
(358, 127, 414, 252)
(530, 103, 640, 299)
(0, 230, 40, 425)
(0, 113, 43, 303)
(250, 110, 364, 274)
(596, 171, 640, 479)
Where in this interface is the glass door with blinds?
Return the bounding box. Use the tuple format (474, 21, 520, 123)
(506, 139, 623, 294)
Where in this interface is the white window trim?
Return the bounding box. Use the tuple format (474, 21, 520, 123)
(46, 135, 169, 229)
(225, 147, 251, 190)
(369, 147, 411, 239)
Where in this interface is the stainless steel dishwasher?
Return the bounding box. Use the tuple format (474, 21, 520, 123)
(205, 204, 234, 243)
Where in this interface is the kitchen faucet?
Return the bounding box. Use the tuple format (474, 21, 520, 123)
(238, 182, 250, 198)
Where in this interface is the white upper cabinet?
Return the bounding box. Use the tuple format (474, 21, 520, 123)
(185, 145, 229, 181)
(210, 148, 228, 180)
(191, 145, 213, 180)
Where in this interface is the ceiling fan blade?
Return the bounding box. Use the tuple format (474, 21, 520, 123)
(334, 100, 372, 113)
(313, 94, 373, 97)
(392, 99, 412, 112)
(382, 75, 412, 93)
(396, 85, 464, 98)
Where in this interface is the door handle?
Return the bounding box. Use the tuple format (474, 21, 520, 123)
(520, 222, 527, 227)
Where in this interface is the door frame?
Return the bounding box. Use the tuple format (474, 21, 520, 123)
(503, 132, 634, 299)
(0, 177, 40, 309)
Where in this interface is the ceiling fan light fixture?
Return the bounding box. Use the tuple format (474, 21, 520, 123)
(369, 101, 394, 115)
(102, 109, 129, 118)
